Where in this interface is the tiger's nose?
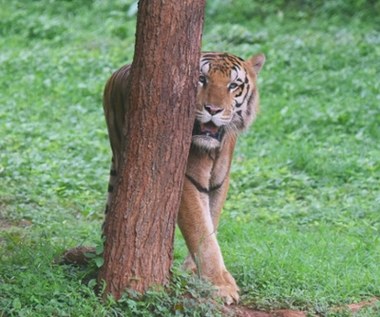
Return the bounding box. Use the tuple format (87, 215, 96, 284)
(204, 104, 223, 115)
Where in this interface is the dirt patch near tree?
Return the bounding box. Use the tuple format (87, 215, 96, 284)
(224, 306, 306, 317)
(225, 297, 379, 317)
(0, 218, 31, 229)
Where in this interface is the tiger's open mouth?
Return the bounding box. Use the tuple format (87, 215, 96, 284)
(192, 120, 224, 141)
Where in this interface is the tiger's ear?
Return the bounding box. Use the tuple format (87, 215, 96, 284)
(248, 53, 265, 74)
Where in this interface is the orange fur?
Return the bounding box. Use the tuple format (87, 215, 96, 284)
(103, 52, 265, 304)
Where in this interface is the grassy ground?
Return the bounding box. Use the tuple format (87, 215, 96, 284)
(1, 0, 379, 316)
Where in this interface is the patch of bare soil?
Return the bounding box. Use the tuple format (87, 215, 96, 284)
(0, 217, 31, 229)
(334, 297, 379, 315)
(224, 306, 306, 317)
(226, 297, 379, 317)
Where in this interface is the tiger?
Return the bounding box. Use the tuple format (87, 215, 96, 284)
(103, 52, 265, 305)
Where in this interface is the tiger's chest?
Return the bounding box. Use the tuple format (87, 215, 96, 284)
(185, 139, 235, 194)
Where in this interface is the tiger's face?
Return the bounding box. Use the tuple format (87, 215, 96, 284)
(192, 52, 265, 150)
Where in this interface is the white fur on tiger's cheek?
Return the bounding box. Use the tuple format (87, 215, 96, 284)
(234, 89, 247, 106)
(196, 111, 213, 124)
(200, 61, 210, 76)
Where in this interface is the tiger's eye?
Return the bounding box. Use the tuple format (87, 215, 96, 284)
(229, 83, 238, 90)
(199, 75, 207, 84)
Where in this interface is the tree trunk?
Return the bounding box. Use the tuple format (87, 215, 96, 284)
(98, 1, 205, 300)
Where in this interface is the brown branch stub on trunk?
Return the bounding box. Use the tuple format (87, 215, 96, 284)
(98, 1, 205, 300)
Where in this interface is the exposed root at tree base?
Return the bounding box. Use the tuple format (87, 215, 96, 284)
(58, 246, 96, 265)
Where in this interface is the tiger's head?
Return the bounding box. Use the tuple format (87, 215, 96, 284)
(192, 52, 265, 150)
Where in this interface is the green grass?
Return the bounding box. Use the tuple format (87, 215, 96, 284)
(1, 0, 380, 316)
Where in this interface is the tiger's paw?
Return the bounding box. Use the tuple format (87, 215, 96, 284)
(213, 270, 240, 305)
(182, 257, 239, 304)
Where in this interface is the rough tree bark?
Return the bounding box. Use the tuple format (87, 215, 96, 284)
(98, 1, 205, 299)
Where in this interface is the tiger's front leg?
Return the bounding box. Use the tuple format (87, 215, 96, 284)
(177, 177, 239, 305)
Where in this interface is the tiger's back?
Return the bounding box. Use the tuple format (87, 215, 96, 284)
(103, 64, 131, 172)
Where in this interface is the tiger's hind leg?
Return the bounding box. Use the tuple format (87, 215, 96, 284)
(102, 158, 118, 235)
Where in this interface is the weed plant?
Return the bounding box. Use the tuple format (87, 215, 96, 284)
(1, 0, 379, 316)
